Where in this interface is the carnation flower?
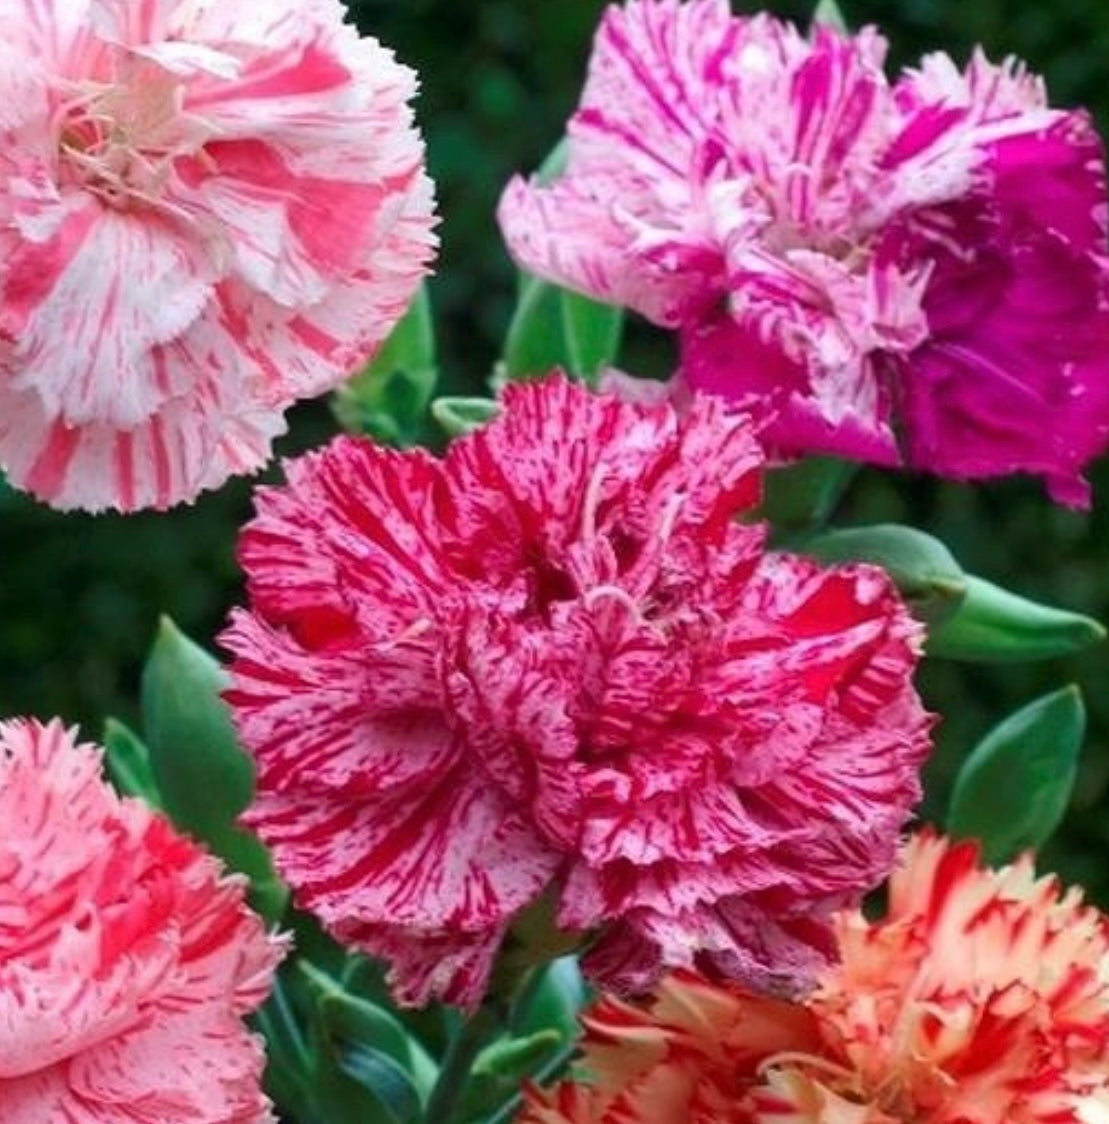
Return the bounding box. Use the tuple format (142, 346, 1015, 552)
(0, 718, 286, 1123)
(519, 832, 1109, 1124)
(498, 1, 1109, 505)
(222, 373, 930, 1008)
(0, 0, 436, 511)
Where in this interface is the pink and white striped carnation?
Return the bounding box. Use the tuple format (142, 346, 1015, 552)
(0, 0, 436, 511)
(222, 373, 931, 1009)
(0, 718, 286, 1124)
(499, 1, 1109, 505)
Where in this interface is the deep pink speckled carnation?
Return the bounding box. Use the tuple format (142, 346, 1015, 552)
(223, 375, 931, 1008)
(0, 719, 285, 1124)
(499, 1, 1109, 505)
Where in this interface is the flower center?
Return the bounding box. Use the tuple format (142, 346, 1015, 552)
(54, 74, 197, 210)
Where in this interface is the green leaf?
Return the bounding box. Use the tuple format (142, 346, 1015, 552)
(473, 1030, 562, 1078)
(926, 575, 1106, 662)
(141, 616, 287, 920)
(948, 686, 1086, 864)
(299, 962, 438, 1102)
(337, 1045, 423, 1124)
(141, 616, 252, 832)
(512, 958, 588, 1041)
(811, 0, 849, 33)
(502, 276, 623, 383)
(369, 283, 436, 377)
(254, 976, 314, 1120)
(456, 1031, 564, 1123)
(301, 988, 413, 1124)
(432, 395, 500, 437)
(102, 717, 163, 808)
(502, 274, 567, 380)
(559, 290, 623, 383)
(803, 524, 967, 624)
(332, 285, 437, 445)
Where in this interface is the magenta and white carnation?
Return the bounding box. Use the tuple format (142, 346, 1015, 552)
(499, 1, 1109, 505)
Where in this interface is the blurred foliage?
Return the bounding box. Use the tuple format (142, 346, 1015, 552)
(4, 0, 1109, 902)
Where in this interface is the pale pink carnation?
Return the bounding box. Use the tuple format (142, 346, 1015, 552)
(0, 718, 286, 1124)
(222, 373, 931, 1009)
(0, 0, 436, 512)
(499, 1, 1109, 505)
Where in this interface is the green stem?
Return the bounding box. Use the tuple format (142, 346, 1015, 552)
(423, 1002, 503, 1124)
(485, 1040, 579, 1124)
(507, 965, 545, 1036)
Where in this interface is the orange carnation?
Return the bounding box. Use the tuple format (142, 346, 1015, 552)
(520, 832, 1109, 1124)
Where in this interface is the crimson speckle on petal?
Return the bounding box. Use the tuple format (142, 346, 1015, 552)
(223, 374, 932, 1008)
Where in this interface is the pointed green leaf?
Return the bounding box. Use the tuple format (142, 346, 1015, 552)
(332, 285, 437, 445)
(456, 1031, 563, 1123)
(803, 524, 967, 624)
(337, 1045, 422, 1124)
(301, 981, 411, 1124)
(432, 395, 500, 437)
(141, 616, 252, 833)
(369, 283, 436, 376)
(811, 0, 849, 33)
(502, 276, 623, 383)
(927, 575, 1106, 662)
(948, 686, 1086, 864)
(102, 718, 163, 808)
(299, 962, 437, 1101)
(473, 1030, 562, 1079)
(140, 617, 287, 920)
(253, 976, 314, 1120)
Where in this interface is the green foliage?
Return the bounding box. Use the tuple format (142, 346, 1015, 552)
(101, 717, 162, 808)
(948, 686, 1086, 864)
(142, 615, 253, 825)
(560, 292, 623, 383)
(332, 285, 438, 446)
(138, 617, 287, 920)
(291, 962, 439, 1124)
(501, 274, 623, 384)
(926, 575, 1106, 662)
(455, 1030, 563, 1124)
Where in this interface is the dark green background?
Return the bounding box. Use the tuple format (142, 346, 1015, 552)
(4, 0, 1109, 892)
